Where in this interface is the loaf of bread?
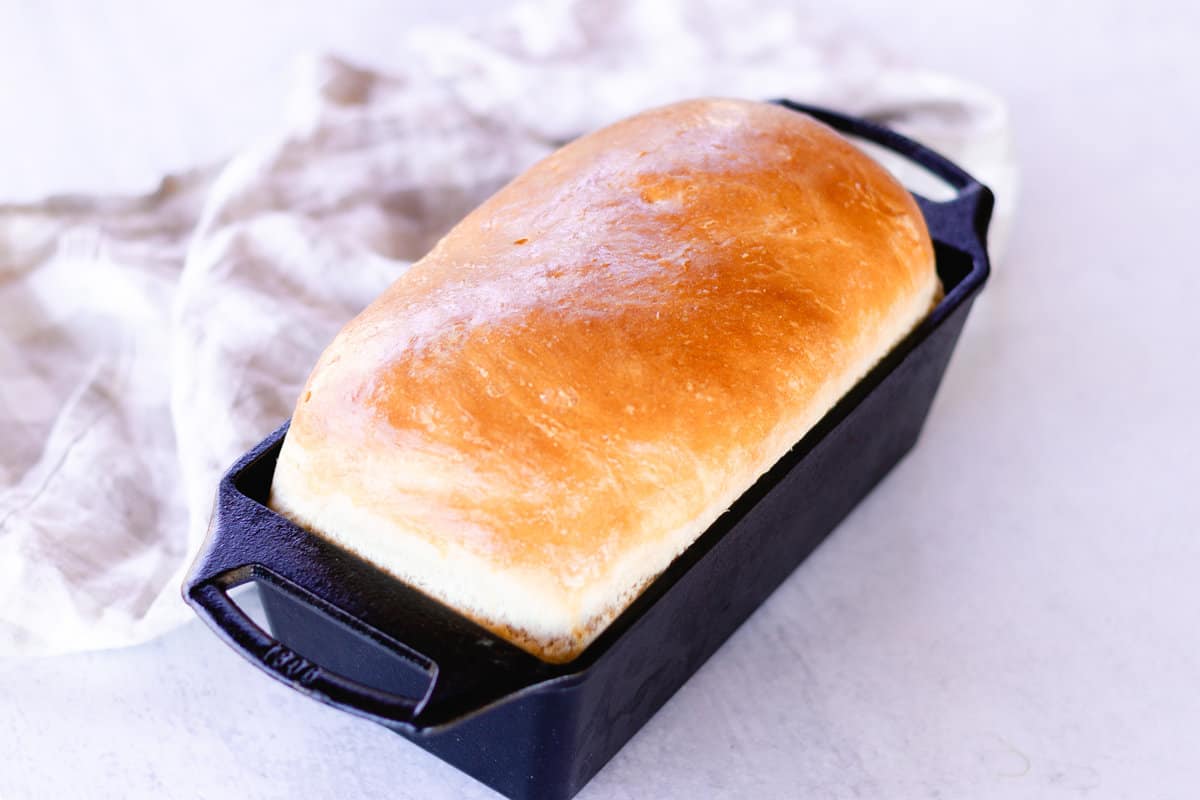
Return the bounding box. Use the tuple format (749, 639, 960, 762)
(270, 98, 937, 662)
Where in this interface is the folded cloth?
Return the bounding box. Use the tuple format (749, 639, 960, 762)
(0, 0, 1015, 656)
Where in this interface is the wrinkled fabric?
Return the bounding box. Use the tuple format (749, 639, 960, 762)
(0, 0, 1015, 655)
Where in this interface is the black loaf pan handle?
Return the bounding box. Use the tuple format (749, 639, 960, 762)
(183, 100, 994, 728)
(774, 99, 994, 278)
(184, 428, 436, 726)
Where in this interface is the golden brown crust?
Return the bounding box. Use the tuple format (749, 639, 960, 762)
(272, 98, 936, 661)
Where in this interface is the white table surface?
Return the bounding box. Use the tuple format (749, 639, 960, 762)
(3, 2, 1199, 798)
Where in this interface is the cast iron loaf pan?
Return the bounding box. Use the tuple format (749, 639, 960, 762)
(183, 101, 994, 800)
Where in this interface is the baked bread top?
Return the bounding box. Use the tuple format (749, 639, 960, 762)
(270, 98, 937, 662)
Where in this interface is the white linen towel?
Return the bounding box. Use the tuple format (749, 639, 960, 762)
(0, 0, 1015, 655)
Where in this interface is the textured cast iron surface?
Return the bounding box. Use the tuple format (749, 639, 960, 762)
(184, 101, 994, 800)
